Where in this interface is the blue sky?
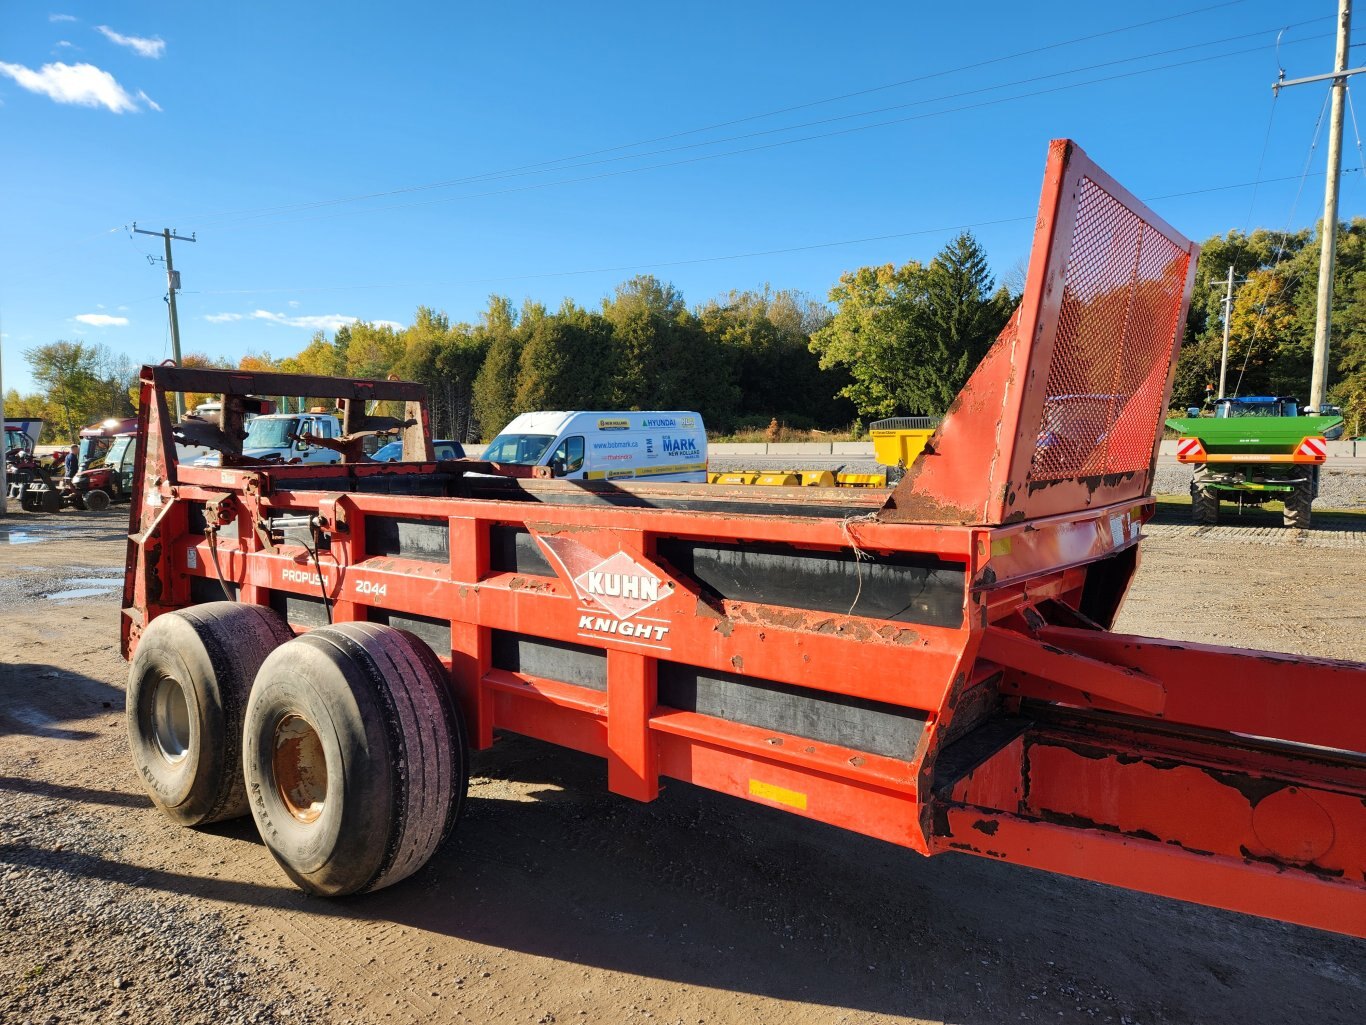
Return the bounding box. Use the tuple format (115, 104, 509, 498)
(2, 1, 1362, 393)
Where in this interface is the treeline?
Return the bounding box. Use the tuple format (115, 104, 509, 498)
(274, 278, 857, 441)
(1175, 218, 1366, 433)
(4, 341, 139, 442)
(6, 232, 1018, 444)
(11, 220, 1361, 446)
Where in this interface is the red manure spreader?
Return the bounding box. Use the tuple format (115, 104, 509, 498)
(120, 140, 1365, 936)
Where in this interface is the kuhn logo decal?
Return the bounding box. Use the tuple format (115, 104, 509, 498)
(573, 551, 665, 619)
(536, 535, 674, 647)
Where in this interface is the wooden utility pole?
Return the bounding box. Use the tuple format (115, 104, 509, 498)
(133, 223, 196, 419)
(1273, 0, 1364, 411)
(1219, 264, 1234, 399)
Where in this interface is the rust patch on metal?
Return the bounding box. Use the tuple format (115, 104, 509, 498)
(971, 818, 1000, 836)
(1239, 847, 1345, 880)
(1200, 768, 1287, 806)
(730, 654, 744, 671)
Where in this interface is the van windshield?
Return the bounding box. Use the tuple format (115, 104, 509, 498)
(484, 433, 556, 465)
(244, 417, 300, 450)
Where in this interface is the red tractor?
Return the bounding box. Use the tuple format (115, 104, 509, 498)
(69, 417, 139, 510)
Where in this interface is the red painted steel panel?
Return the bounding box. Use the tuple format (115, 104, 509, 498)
(118, 141, 1366, 939)
(655, 733, 925, 852)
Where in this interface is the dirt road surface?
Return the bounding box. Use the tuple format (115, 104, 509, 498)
(2, 502, 1362, 1025)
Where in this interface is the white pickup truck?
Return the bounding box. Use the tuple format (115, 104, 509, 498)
(192, 412, 342, 467)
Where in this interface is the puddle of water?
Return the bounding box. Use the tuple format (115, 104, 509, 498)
(45, 586, 117, 601)
(2, 531, 49, 545)
(66, 575, 123, 586)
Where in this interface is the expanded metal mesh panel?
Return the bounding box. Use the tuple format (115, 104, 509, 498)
(1027, 177, 1191, 483)
(870, 417, 940, 430)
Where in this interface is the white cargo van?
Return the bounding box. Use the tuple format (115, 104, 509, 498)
(483, 411, 707, 482)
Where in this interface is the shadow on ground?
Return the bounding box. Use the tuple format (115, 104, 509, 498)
(1151, 497, 1366, 531)
(7, 727, 1359, 1025)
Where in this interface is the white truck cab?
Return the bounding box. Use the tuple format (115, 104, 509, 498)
(483, 411, 707, 483)
(193, 412, 343, 466)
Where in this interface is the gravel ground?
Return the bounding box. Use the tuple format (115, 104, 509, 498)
(0, 783, 330, 1025)
(1, 502, 1363, 1025)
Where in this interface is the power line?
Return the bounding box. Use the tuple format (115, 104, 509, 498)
(1232, 89, 1333, 397)
(169, 167, 1357, 304)
(181, 2, 1271, 230)
(1347, 83, 1366, 187)
(203, 19, 1328, 233)
(1242, 43, 1282, 232)
(213, 32, 1338, 237)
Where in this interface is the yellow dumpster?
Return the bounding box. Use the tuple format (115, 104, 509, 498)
(869, 416, 940, 467)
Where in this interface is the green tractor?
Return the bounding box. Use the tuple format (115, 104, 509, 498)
(1165, 396, 1342, 528)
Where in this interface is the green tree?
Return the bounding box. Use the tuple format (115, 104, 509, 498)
(515, 302, 616, 412)
(601, 275, 739, 424)
(1173, 228, 1310, 408)
(278, 331, 346, 378)
(395, 307, 489, 441)
(344, 321, 405, 379)
(471, 296, 524, 438)
(602, 275, 687, 409)
(810, 233, 1014, 420)
(1172, 219, 1366, 428)
(23, 340, 102, 440)
(698, 286, 849, 429)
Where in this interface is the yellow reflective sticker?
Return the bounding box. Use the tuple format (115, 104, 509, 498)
(749, 779, 807, 810)
(990, 537, 1013, 557)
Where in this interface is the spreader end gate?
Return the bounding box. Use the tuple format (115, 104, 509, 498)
(882, 139, 1199, 526)
(120, 140, 1366, 937)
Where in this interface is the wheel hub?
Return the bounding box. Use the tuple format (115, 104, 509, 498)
(273, 714, 327, 823)
(150, 673, 191, 763)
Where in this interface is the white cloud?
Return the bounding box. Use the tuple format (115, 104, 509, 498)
(287, 300, 301, 308)
(204, 313, 244, 323)
(95, 25, 165, 59)
(55, 40, 74, 48)
(136, 89, 161, 112)
(75, 313, 129, 327)
(251, 310, 403, 332)
(0, 60, 152, 113)
(50, 14, 77, 23)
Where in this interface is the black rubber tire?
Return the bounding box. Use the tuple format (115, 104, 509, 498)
(1191, 486, 1220, 525)
(243, 623, 468, 896)
(83, 489, 111, 512)
(20, 487, 41, 512)
(127, 602, 294, 826)
(1283, 484, 1312, 528)
(39, 487, 60, 514)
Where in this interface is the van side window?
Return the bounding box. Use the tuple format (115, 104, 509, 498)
(551, 436, 585, 475)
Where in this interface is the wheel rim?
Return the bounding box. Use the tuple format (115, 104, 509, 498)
(150, 674, 191, 763)
(273, 714, 327, 823)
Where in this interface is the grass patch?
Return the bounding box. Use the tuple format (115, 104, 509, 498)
(1153, 494, 1366, 523)
(709, 426, 861, 444)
